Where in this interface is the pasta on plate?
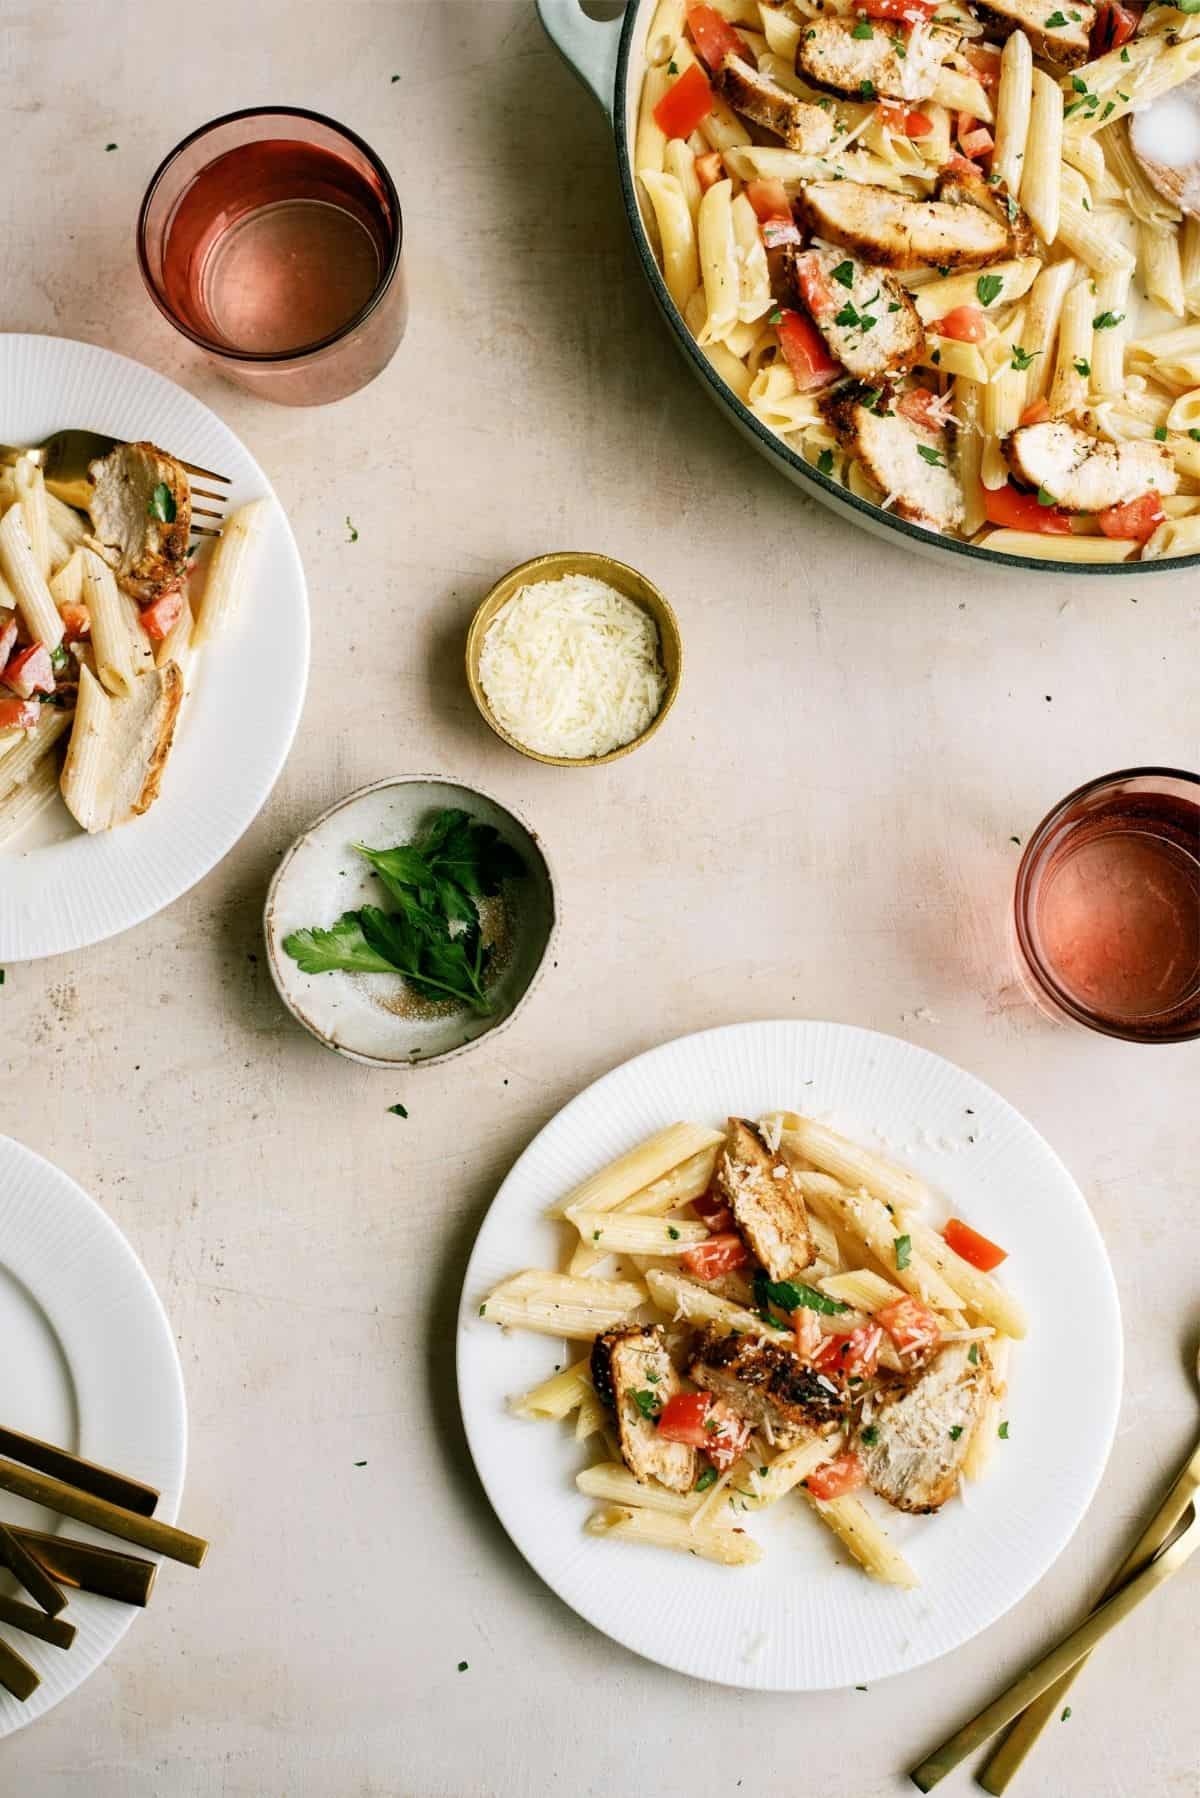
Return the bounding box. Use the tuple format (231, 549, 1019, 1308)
(480, 1112, 1025, 1585)
(634, 0, 1200, 559)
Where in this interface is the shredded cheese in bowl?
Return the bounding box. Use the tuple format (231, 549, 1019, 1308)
(477, 574, 667, 761)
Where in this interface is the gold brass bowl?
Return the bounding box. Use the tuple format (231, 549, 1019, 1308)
(465, 550, 682, 768)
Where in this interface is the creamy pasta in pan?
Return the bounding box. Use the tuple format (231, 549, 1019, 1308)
(635, 0, 1200, 560)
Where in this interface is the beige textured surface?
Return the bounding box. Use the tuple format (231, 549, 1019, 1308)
(2, 4, 1199, 1794)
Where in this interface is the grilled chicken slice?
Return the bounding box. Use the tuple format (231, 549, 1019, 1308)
(591, 1325, 696, 1493)
(796, 17, 950, 104)
(716, 1118, 815, 1281)
(715, 52, 835, 153)
(59, 661, 185, 832)
(796, 181, 1011, 269)
(790, 246, 925, 382)
(937, 165, 1035, 260)
(823, 384, 964, 532)
(88, 442, 191, 605)
(1006, 420, 1179, 510)
(855, 1341, 987, 1513)
(689, 1328, 845, 1448)
(975, 0, 1094, 67)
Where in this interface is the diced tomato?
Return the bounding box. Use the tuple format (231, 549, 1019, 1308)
(656, 1391, 712, 1446)
(876, 101, 934, 138)
(680, 1232, 750, 1280)
(0, 697, 40, 731)
(811, 1324, 883, 1381)
(59, 602, 91, 641)
(897, 387, 943, 434)
(1097, 490, 1165, 544)
(776, 308, 841, 391)
(686, 4, 747, 70)
(806, 1452, 867, 1501)
(957, 112, 994, 160)
(1019, 398, 1052, 428)
(877, 1296, 941, 1357)
(0, 613, 16, 676)
(691, 1188, 735, 1233)
(931, 305, 988, 344)
(1093, 0, 1140, 54)
(964, 43, 1002, 90)
(943, 1217, 1008, 1272)
(140, 585, 185, 641)
(942, 152, 982, 179)
(653, 62, 714, 139)
(983, 481, 1073, 534)
(705, 1402, 752, 1473)
(745, 177, 791, 225)
(793, 253, 836, 321)
(792, 1306, 824, 1359)
(904, 110, 934, 138)
(695, 149, 724, 192)
(2, 641, 54, 699)
(854, 0, 937, 18)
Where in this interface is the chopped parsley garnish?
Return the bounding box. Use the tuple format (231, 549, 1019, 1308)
(668, 59, 679, 73)
(1072, 74, 1088, 91)
(861, 385, 884, 412)
(1036, 486, 1058, 507)
(894, 1233, 913, 1268)
(976, 274, 1003, 308)
(1010, 345, 1040, 371)
(860, 1425, 879, 1445)
(667, 1225, 681, 1240)
(1043, 9, 1068, 23)
(817, 448, 835, 475)
(887, 301, 901, 313)
(1101, 100, 1115, 119)
(967, 1343, 979, 1365)
(930, 347, 941, 365)
(834, 301, 861, 328)
(754, 1270, 848, 1319)
(387, 1103, 408, 1117)
(478, 1303, 486, 1316)
(1074, 357, 1091, 378)
(105, 142, 118, 152)
(592, 1230, 601, 1241)
(948, 1425, 964, 1440)
(852, 15, 874, 33)
(1154, 425, 1168, 441)
(457, 1661, 468, 1673)
(831, 260, 856, 288)
(1004, 193, 1020, 225)
(769, 308, 783, 324)
(1094, 310, 1124, 329)
(345, 515, 359, 542)
(1061, 1707, 1072, 1721)
(50, 643, 70, 671)
(998, 1420, 1010, 1439)
(1120, 44, 1130, 59)
(916, 445, 945, 467)
(1189, 429, 1200, 442)
(859, 78, 876, 98)
(147, 482, 176, 524)
(695, 1467, 718, 1492)
(632, 1389, 660, 1420)
(645, 1370, 659, 1383)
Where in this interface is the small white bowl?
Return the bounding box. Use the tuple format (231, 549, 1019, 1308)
(264, 776, 558, 1068)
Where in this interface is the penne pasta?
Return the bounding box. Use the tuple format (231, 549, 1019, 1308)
(805, 1492, 918, 1587)
(79, 545, 134, 696)
(566, 1208, 708, 1256)
(1140, 220, 1186, 319)
(0, 751, 59, 847)
(585, 1504, 762, 1565)
(509, 1357, 592, 1421)
(962, 1336, 1010, 1481)
(991, 29, 1032, 198)
(979, 529, 1137, 560)
(479, 1271, 646, 1340)
(0, 705, 71, 804)
(14, 457, 51, 581)
(1047, 277, 1094, 416)
(48, 546, 84, 610)
(547, 1124, 724, 1220)
(639, 170, 701, 312)
(954, 376, 987, 537)
(776, 1116, 931, 1214)
(191, 498, 269, 648)
(1091, 267, 1133, 398)
(0, 504, 64, 649)
(576, 1463, 710, 1518)
(644, 0, 685, 65)
(731, 190, 771, 324)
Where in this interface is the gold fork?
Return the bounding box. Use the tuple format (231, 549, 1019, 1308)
(0, 430, 231, 536)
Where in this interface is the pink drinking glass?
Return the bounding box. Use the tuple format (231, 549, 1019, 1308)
(137, 107, 407, 406)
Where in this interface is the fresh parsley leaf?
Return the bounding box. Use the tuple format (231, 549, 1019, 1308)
(283, 913, 398, 975)
(859, 78, 876, 98)
(356, 810, 524, 929)
(668, 58, 679, 72)
(852, 15, 874, 33)
(695, 1467, 718, 1492)
(1120, 44, 1130, 58)
(1043, 9, 1068, 23)
(930, 347, 941, 365)
(894, 1233, 913, 1269)
(1101, 100, 1115, 119)
(976, 273, 1003, 308)
(968, 1343, 979, 1365)
(916, 445, 945, 467)
(1010, 345, 1040, 370)
(147, 482, 176, 524)
(1190, 429, 1200, 442)
(1154, 425, 1168, 441)
(831, 259, 856, 288)
(834, 301, 861, 328)
(860, 386, 884, 412)
(998, 1420, 1010, 1439)
(1093, 310, 1124, 329)
(105, 142, 118, 152)
(358, 904, 493, 1012)
(860, 1425, 879, 1445)
(457, 1661, 468, 1672)
(667, 1225, 680, 1240)
(1071, 74, 1088, 92)
(769, 308, 783, 324)
(50, 644, 70, 671)
(948, 1424, 964, 1440)
(1061, 1707, 1072, 1721)
(754, 1270, 849, 1317)
(1074, 357, 1091, 377)
(387, 1103, 408, 1117)
(345, 515, 359, 543)
(817, 448, 834, 475)
(632, 1389, 660, 1420)
(1036, 486, 1058, 507)
(887, 301, 901, 312)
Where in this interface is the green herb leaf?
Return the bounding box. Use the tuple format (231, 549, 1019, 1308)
(346, 515, 359, 543)
(852, 15, 874, 34)
(894, 1233, 912, 1269)
(1120, 44, 1130, 58)
(105, 142, 118, 152)
(358, 904, 493, 1013)
(859, 78, 876, 98)
(754, 1270, 850, 1318)
(632, 1389, 660, 1420)
(1074, 357, 1091, 377)
(1071, 74, 1088, 91)
(147, 482, 176, 524)
(1190, 429, 1200, 441)
(1037, 486, 1059, 507)
(1043, 9, 1068, 24)
(50, 644, 70, 671)
(387, 1103, 408, 1118)
(356, 809, 525, 929)
(478, 1303, 486, 1316)
(831, 259, 856, 288)
(860, 1425, 879, 1445)
(976, 273, 1003, 308)
(834, 301, 861, 328)
(949, 1424, 964, 1440)
(283, 913, 399, 976)
(1154, 425, 1168, 441)
(667, 1225, 681, 1240)
(1010, 344, 1040, 370)
(1093, 310, 1125, 329)
(1061, 1706, 1072, 1721)
(695, 1467, 718, 1492)
(817, 448, 835, 475)
(916, 445, 945, 467)
(769, 308, 783, 324)
(998, 1420, 1010, 1439)
(968, 1343, 980, 1365)
(668, 58, 679, 72)
(457, 1661, 468, 1672)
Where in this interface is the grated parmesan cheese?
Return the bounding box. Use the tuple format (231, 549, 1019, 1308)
(478, 575, 667, 760)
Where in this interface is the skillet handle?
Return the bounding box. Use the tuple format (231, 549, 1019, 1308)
(536, 0, 623, 117)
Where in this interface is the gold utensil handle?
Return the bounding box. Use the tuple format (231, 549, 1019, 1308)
(12, 1527, 157, 1607)
(979, 1451, 1200, 1792)
(0, 1522, 66, 1616)
(0, 1423, 160, 1515)
(910, 1511, 1200, 1791)
(0, 1456, 208, 1569)
(0, 1635, 39, 1702)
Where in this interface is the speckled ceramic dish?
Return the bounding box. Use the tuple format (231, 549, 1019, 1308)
(264, 777, 558, 1068)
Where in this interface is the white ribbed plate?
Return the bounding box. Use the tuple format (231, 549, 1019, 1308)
(0, 1136, 187, 1735)
(457, 1021, 1122, 1690)
(0, 334, 309, 961)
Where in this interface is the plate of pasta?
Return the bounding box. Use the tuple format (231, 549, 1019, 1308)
(457, 1019, 1121, 1689)
(540, 0, 1200, 570)
(0, 334, 308, 961)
